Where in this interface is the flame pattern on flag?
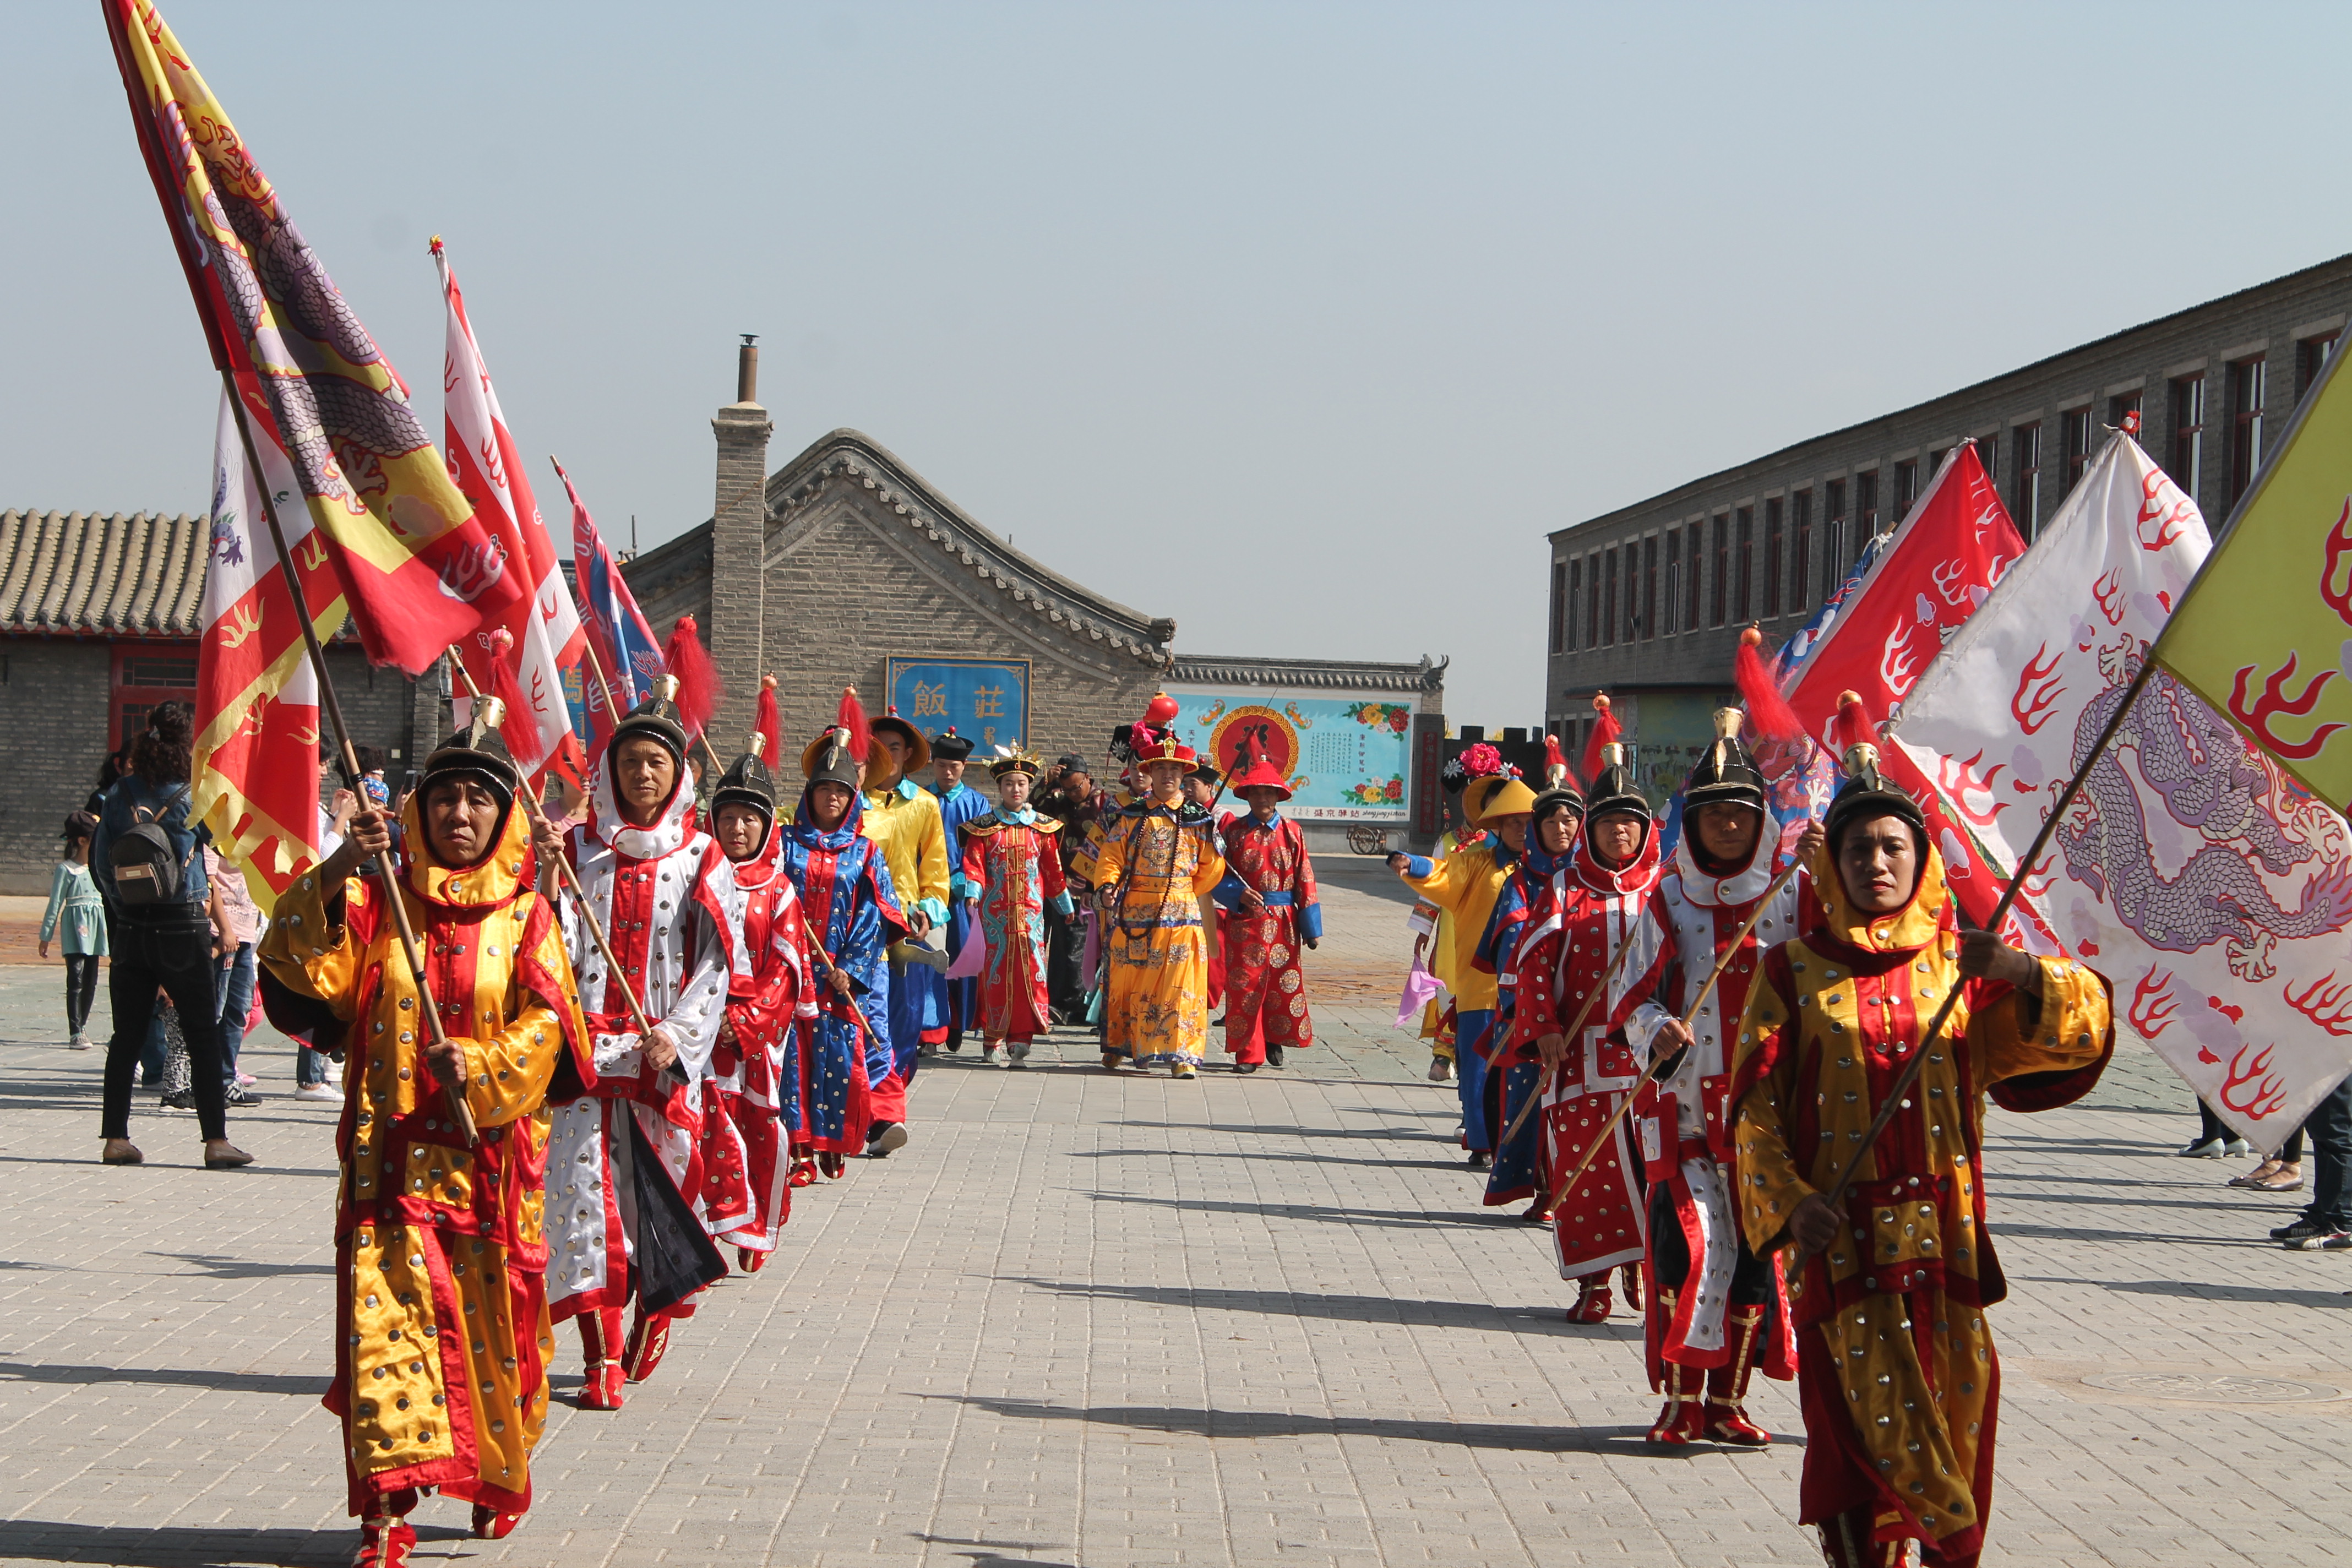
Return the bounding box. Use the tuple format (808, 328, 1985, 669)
(435, 239, 584, 778)
(1895, 434, 2352, 1150)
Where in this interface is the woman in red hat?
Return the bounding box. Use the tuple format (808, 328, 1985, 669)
(1213, 745, 1322, 1072)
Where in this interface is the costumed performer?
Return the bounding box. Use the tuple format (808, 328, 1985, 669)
(1214, 745, 1322, 1072)
(1615, 709, 1820, 1445)
(1387, 764, 1532, 1169)
(960, 746, 1074, 1066)
(1474, 780, 1583, 1216)
(860, 709, 949, 1155)
(540, 679, 733, 1408)
(259, 698, 592, 1562)
(923, 728, 990, 1054)
(1732, 733, 2111, 1567)
(778, 695, 908, 1178)
(1090, 708, 1227, 1078)
(704, 722, 819, 1272)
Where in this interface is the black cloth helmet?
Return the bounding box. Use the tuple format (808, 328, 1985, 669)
(420, 697, 520, 848)
(1530, 785, 1586, 824)
(1583, 742, 1651, 824)
(1683, 707, 1767, 813)
(610, 675, 689, 763)
(1823, 741, 1927, 849)
(713, 750, 777, 821)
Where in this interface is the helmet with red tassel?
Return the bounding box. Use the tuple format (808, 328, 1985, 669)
(661, 616, 723, 739)
(1683, 706, 1767, 813)
(1822, 689, 1925, 848)
(1580, 692, 1624, 788)
(483, 628, 545, 773)
(802, 687, 871, 791)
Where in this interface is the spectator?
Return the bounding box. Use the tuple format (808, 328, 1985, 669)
(1037, 756, 1096, 1021)
(2269, 1076, 2352, 1249)
(39, 812, 107, 1050)
(291, 786, 361, 1102)
(2233, 1121, 2306, 1193)
(2180, 1096, 2252, 1159)
(85, 745, 131, 818)
(204, 846, 263, 1106)
(89, 700, 251, 1169)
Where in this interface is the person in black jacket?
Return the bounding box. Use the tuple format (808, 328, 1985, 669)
(88, 701, 251, 1169)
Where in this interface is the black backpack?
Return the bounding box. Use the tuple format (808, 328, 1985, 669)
(108, 783, 197, 909)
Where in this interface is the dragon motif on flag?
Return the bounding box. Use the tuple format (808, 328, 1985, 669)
(2057, 647, 2352, 978)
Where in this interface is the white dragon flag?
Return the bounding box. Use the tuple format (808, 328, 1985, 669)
(1893, 431, 2352, 1151)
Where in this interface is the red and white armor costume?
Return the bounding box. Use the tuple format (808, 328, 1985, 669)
(705, 819, 818, 1259)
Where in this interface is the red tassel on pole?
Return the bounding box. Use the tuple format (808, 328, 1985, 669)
(1733, 627, 1803, 743)
(1543, 733, 1581, 792)
(662, 616, 723, 738)
(485, 629, 542, 769)
(1832, 689, 1875, 758)
(1581, 693, 1622, 782)
(754, 674, 783, 766)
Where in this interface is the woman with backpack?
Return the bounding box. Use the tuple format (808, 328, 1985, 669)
(88, 701, 252, 1168)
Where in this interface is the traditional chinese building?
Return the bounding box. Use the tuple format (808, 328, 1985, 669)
(622, 344, 1175, 765)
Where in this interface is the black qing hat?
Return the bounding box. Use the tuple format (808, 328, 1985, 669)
(1585, 742, 1651, 823)
(422, 694, 520, 816)
(1683, 707, 1767, 813)
(611, 674, 689, 761)
(714, 728, 778, 820)
(930, 727, 976, 763)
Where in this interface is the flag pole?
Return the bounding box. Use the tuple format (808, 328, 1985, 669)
(563, 580, 729, 786)
(220, 373, 477, 1146)
(442, 649, 658, 1043)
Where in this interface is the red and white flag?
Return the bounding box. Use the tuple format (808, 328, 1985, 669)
(434, 237, 584, 777)
(193, 386, 331, 911)
(1894, 433, 2352, 1150)
(1770, 444, 2039, 942)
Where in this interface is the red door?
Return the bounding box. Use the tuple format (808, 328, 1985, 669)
(111, 643, 201, 752)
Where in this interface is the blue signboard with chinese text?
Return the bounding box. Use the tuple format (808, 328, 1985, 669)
(884, 657, 1032, 753)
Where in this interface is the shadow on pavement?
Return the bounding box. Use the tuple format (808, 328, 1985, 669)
(150, 1253, 335, 1280)
(1083, 1190, 1479, 1229)
(937, 1393, 1773, 1455)
(1009, 1276, 1620, 1337)
(916, 1535, 1079, 1568)
(0, 1360, 324, 1397)
(0, 1521, 464, 1567)
(1068, 1146, 1472, 1172)
(2020, 1275, 2352, 1310)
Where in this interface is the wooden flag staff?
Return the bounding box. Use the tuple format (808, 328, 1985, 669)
(442, 649, 657, 1044)
(220, 373, 476, 1146)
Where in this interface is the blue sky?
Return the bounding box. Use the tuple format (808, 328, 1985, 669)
(12, 2, 2350, 727)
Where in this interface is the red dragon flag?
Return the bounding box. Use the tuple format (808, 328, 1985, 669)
(1892, 431, 2352, 1150)
(193, 386, 332, 911)
(103, 0, 522, 676)
(434, 237, 585, 777)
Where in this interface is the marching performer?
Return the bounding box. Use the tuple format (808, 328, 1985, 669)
(1474, 780, 1584, 1216)
(1615, 710, 1819, 1445)
(260, 699, 591, 1560)
(1527, 743, 1660, 1322)
(1387, 766, 1533, 1168)
(924, 728, 991, 1054)
(959, 747, 1074, 1066)
(1215, 745, 1323, 1072)
(1732, 734, 2111, 1567)
(778, 696, 908, 1175)
(541, 680, 733, 1409)
(861, 709, 950, 1155)
(1090, 711, 1227, 1078)
(704, 730, 819, 1273)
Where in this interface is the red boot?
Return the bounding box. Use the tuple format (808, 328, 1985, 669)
(1703, 1304, 1772, 1446)
(737, 1246, 767, 1274)
(471, 1504, 524, 1540)
(1564, 1276, 1613, 1324)
(624, 1306, 673, 1383)
(352, 1492, 417, 1567)
(1645, 1355, 1706, 1446)
(788, 1145, 816, 1188)
(578, 1307, 627, 1411)
(1620, 1263, 1643, 1313)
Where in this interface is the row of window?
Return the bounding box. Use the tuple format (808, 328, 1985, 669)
(1547, 330, 2339, 656)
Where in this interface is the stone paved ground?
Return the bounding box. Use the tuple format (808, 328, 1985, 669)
(1, 862, 2349, 1567)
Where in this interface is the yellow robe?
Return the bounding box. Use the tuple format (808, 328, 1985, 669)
(862, 780, 951, 925)
(1730, 843, 2109, 1562)
(260, 799, 589, 1518)
(1400, 840, 1508, 1016)
(1091, 803, 1226, 1066)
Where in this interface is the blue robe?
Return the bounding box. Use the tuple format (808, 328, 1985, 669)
(776, 791, 906, 1147)
(923, 780, 994, 1042)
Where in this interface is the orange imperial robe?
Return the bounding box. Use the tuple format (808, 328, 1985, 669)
(1730, 844, 2109, 1567)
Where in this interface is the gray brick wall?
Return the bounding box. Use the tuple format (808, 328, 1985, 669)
(1543, 251, 2352, 738)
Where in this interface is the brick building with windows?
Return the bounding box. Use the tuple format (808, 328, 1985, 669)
(1544, 251, 2352, 805)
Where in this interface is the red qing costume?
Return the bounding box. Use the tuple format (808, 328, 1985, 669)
(960, 748, 1073, 1058)
(1213, 747, 1323, 1065)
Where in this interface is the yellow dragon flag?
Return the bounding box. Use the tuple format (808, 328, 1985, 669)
(2157, 345, 2352, 809)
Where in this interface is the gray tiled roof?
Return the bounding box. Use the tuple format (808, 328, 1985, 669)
(1170, 652, 1448, 693)
(0, 510, 209, 637)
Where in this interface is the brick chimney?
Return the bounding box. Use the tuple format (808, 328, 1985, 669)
(709, 334, 771, 748)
